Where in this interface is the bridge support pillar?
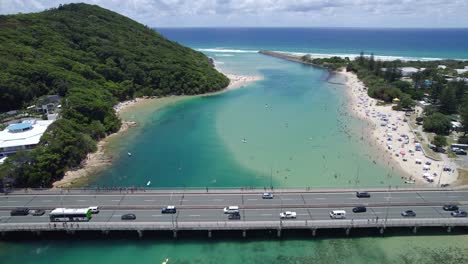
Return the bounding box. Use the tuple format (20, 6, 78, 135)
(1, 232, 5, 238)
(277, 229, 281, 238)
(311, 229, 316, 237)
(379, 227, 385, 235)
(102, 230, 109, 235)
(173, 230, 178, 238)
(35, 231, 42, 236)
(447, 226, 452, 233)
(208, 230, 212, 238)
(345, 228, 350, 236)
(137, 230, 143, 238)
(242, 230, 246, 238)
(412, 226, 417, 234)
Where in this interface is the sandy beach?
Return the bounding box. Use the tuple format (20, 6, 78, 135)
(341, 70, 459, 186)
(53, 72, 263, 188)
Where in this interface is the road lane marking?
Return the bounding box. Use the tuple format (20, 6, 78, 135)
(315, 198, 325, 200)
(112, 215, 122, 217)
(111, 200, 120, 202)
(261, 214, 273, 216)
(247, 199, 258, 201)
(282, 198, 294, 201)
(42, 200, 52, 202)
(213, 199, 224, 201)
(189, 215, 200, 217)
(77, 200, 87, 202)
(6, 201, 18, 202)
(151, 215, 162, 217)
(144, 200, 155, 202)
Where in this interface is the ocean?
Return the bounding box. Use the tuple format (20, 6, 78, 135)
(2, 28, 468, 263)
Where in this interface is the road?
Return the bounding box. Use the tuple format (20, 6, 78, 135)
(0, 190, 467, 224)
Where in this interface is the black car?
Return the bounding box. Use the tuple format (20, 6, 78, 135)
(443, 204, 459, 211)
(401, 210, 416, 217)
(29, 209, 46, 216)
(455, 150, 467, 155)
(121, 213, 136, 220)
(161, 206, 177, 214)
(352, 206, 367, 213)
(228, 212, 241, 220)
(451, 210, 467, 217)
(356, 192, 371, 198)
(10, 208, 29, 216)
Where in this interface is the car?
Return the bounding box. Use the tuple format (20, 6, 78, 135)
(223, 206, 239, 214)
(356, 191, 371, 198)
(121, 213, 136, 220)
(88, 206, 99, 214)
(10, 208, 29, 216)
(352, 206, 367, 213)
(161, 205, 177, 214)
(279, 211, 297, 219)
(443, 204, 459, 211)
(262, 192, 274, 199)
(401, 210, 416, 217)
(451, 210, 467, 217)
(455, 150, 467, 155)
(228, 212, 241, 220)
(29, 209, 45, 216)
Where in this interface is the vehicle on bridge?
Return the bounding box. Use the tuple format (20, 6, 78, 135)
(49, 208, 92, 222)
(10, 208, 29, 216)
(330, 210, 346, 219)
(228, 212, 241, 220)
(161, 206, 177, 214)
(280, 211, 297, 219)
(443, 204, 459, 211)
(401, 210, 416, 217)
(29, 209, 45, 216)
(224, 206, 239, 214)
(88, 206, 100, 214)
(262, 192, 274, 199)
(451, 210, 467, 217)
(121, 213, 136, 220)
(356, 191, 371, 198)
(352, 206, 367, 213)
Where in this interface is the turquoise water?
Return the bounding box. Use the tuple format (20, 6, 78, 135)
(95, 52, 402, 188)
(2, 235, 468, 264)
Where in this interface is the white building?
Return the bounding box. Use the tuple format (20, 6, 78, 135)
(437, 65, 447, 70)
(455, 68, 468, 75)
(0, 120, 54, 157)
(400, 67, 425, 77)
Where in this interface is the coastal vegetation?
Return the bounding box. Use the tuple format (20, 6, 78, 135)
(0, 3, 229, 187)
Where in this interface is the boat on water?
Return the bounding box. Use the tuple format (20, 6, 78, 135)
(242, 138, 247, 143)
(128, 152, 132, 156)
(146, 181, 151, 186)
(162, 258, 169, 264)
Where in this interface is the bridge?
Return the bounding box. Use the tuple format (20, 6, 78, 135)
(1, 187, 467, 238)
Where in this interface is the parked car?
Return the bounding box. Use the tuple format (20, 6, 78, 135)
(451, 210, 467, 217)
(356, 192, 371, 198)
(121, 214, 136, 220)
(455, 150, 467, 155)
(401, 210, 416, 217)
(228, 212, 241, 220)
(443, 204, 459, 211)
(161, 206, 177, 214)
(10, 208, 29, 216)
(352, 206, 367, 213)
(262, 192, 274, 199)
(29, 209, 45, 216)
(279, 211, 297, 219)
(223, 206, 239, 214)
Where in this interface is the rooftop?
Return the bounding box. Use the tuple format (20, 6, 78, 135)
(0, 120, 54, 149)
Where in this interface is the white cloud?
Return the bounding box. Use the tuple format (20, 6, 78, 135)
(0, 0, 467, 27)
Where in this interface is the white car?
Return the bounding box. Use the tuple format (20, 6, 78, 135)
(279, 211, 297, 219)
(223, 206, 239, 214)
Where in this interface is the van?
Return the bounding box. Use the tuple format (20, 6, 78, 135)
(329, 210, 346, 219)
(88, 206, 99, 214)
(223, 206, 239, 214)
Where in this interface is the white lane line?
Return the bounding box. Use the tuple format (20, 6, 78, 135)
(213, 199, 224, 201)
(111, 200, 120, 202)
(42, 200, 52, 202)
(347, 198, 359, 200)
(297, 213, 309, 216)
(189, 214, 200, 217)
(315, 198, 326, 200)
(151, 215, 162, 217)
(6, 201, 18, 202)
(77, 200, 87, 202)
(448, 196, 460, 198)
(282, 198, 294, 201)
(247, 199, 258, 201)
(261, 214, 273, 216)
(144, 200, 155, 202)
(112, 215, 122, 217)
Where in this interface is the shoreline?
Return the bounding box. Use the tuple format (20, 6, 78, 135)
(340, 69, 459, 186)
(53, 71, 263, 188)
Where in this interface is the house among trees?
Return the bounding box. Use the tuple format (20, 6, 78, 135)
(35, 95, 61, 114)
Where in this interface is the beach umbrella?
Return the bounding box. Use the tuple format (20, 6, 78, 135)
(400, 150, 406, 155)
(423, 165, 430, 170)
(423, 172, 430, 177)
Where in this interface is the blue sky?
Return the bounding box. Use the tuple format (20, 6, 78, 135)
(1, 0, 468, 27)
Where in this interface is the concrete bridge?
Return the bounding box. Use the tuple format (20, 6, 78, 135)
(1, 187, 467, 238)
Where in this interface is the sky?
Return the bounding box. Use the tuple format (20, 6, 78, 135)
(1, 0, 468, 28)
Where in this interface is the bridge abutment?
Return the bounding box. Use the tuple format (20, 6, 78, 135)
(137, 230, 143, 238)
(277, 229, 281, 238)
(208, 230, 212, 238)
(311, 229, 316, 237)
(447, 226, 452, 233)
(242, 230, 246, 238)
(345, 228, 350, 236)
(412, 226, 418, 234)
(173, 230, 178, 238)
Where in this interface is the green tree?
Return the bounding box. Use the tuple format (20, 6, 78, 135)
(432, 135, 447, 148)
(423, 113, 452, 135)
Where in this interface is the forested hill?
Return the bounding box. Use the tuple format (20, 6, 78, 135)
(0, 3, 228, 187)
(0, 3, 229, 112)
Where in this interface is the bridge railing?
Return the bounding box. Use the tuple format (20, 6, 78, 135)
(1, 218, 467, 232)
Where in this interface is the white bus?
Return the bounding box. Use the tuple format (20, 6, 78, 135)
(49, 208, 92, 222)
